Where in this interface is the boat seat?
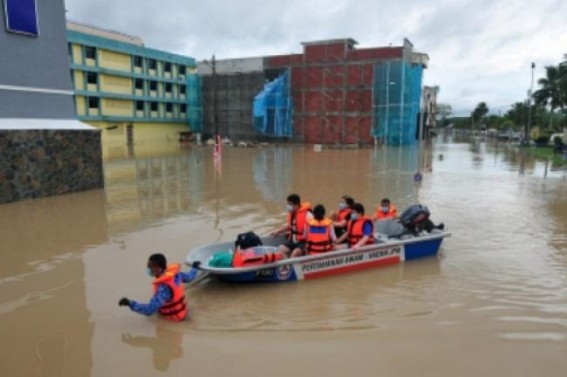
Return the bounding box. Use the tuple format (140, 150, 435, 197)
(375, 218, 404, 240)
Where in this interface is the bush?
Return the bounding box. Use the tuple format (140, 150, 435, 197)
(534, 136, 549, 146)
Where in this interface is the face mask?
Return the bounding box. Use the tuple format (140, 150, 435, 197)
(338, 202, 347, 210)
(146, 268, 154, 277)
(350, 213, 358, 221)
(381, 206, 389, 213)
(286, 204, 294, 212)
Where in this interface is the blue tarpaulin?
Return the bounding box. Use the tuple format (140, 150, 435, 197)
(253, 70, 293, 137)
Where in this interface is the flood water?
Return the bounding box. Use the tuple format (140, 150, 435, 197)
(1, 134, 566, 376)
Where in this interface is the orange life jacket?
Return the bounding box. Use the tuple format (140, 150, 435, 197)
(347, 216, 375, 247)
(286, 202, 311, 242)
(337, 208, 352, 222)
(375, 204, 397, 220)
(232, 247, 283, 267)
(152, 264, 188, 322)
(306, 218, 334, 254)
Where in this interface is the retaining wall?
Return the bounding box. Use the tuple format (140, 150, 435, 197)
(0, 130, 103, 203)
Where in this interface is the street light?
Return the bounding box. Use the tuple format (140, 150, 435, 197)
(526, 62, 535, 144)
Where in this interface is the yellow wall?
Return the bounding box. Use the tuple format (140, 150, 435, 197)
(75, 96, 86, 116)
(98, 50, 131, 72)
(84, 121, 189, 149)
(100, 74, 132, 94)
(101, 98, 133, 116)
(73, 71, 84, 90)
(71, 44, 82, 64)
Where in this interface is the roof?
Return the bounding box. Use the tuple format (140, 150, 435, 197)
(0, 118, 98, 130)
(301, 38, 358, 47)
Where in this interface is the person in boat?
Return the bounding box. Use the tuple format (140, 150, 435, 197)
(296, 204, 337, 257)
(271, 193, 312, 258)
(330, 195, 354, 239)
(118, 253, 201, 321)
(336, 203, 375, 250)
(375, 198, 398, 220)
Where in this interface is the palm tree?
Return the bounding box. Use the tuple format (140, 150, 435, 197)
(533, 64, 567, 114)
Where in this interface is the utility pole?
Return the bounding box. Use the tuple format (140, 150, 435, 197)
(526, 62, 535, 144)
(212, 54, 218, 139)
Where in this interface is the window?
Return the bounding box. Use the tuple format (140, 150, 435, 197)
(164, 62, 172, 72)
(150, 102, 158, 112)
(4, 0, 39, 36)
(133, 55, 143, 67)
(149, 81, 158, 91)
(166, 103, 173, 113)
(88, 97, 99, 109)
(136, 101, 144, 112)
(165, 82, 172, 93)
(85, 46, 96, 60)
(179, 65, 186, 75)
(148, 59, 157, 70)
(134, 78, 144, 90)
(86, 72, 98, 85)
(179, 84, 186, 94)
(180, 104, 187, 113)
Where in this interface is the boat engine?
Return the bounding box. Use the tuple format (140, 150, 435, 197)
(399, 204, 432, 235)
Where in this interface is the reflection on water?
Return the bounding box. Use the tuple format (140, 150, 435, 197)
(187, 256, 442, 332)
(121, 325, 184, 372)
(1, 137, 567, 376)
(253, 148, 293, 203)
(104, 149, 204, 234)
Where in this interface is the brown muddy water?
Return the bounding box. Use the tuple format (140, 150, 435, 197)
(1, 135, 566, 376)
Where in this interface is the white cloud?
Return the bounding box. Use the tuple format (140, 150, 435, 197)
(65, 0, 567, 116)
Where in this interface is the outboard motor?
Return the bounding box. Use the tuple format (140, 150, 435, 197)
(399, 204, 432, 235)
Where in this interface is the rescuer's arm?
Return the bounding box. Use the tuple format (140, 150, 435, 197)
(179, 262, 200, 283)
(352, 222, 373, 250)
(126, 285, 172, 316)
(271, 224, 290, 237)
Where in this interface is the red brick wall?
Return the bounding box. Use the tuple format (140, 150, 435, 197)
(265, 42, 404, 144)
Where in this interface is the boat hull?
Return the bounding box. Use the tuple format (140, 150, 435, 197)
(187, 232, 449, 283)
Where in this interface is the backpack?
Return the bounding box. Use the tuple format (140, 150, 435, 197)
(234, 231, 263, 250)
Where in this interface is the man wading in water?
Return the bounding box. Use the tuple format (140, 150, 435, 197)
(119, 253, 200, 321)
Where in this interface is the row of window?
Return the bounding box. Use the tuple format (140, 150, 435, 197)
(86, 97, 187, 114)
(82, 46, 187, 75)
(134, 78, 187, 94)
(82, 72, 187, 95)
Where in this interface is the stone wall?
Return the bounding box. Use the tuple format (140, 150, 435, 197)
(0, 130, 103, 203)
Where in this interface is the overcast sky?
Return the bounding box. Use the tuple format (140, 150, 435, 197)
(65, 0, 567, 116)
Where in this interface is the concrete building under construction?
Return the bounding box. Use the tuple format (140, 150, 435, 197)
(198, 38, 429, 145)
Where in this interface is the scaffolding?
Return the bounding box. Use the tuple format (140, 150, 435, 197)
(186, 75, 203, 132)
(373, 61, 423, 145)
(253, 69, 293, 137)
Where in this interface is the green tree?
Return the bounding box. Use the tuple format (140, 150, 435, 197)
(533, 64, 567, 114)
(471, 102, 489, 128)
(436, 103, 452, 126)
(505, 102, 528, 129)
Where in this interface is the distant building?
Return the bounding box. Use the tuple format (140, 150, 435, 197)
(199, 38, 429, 145)
(67, 22, 201, 146)
(422, 86, 439, 137)
(197, 57, 266, 141)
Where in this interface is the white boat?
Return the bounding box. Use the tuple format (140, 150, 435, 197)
(185, 219, 451, 283)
